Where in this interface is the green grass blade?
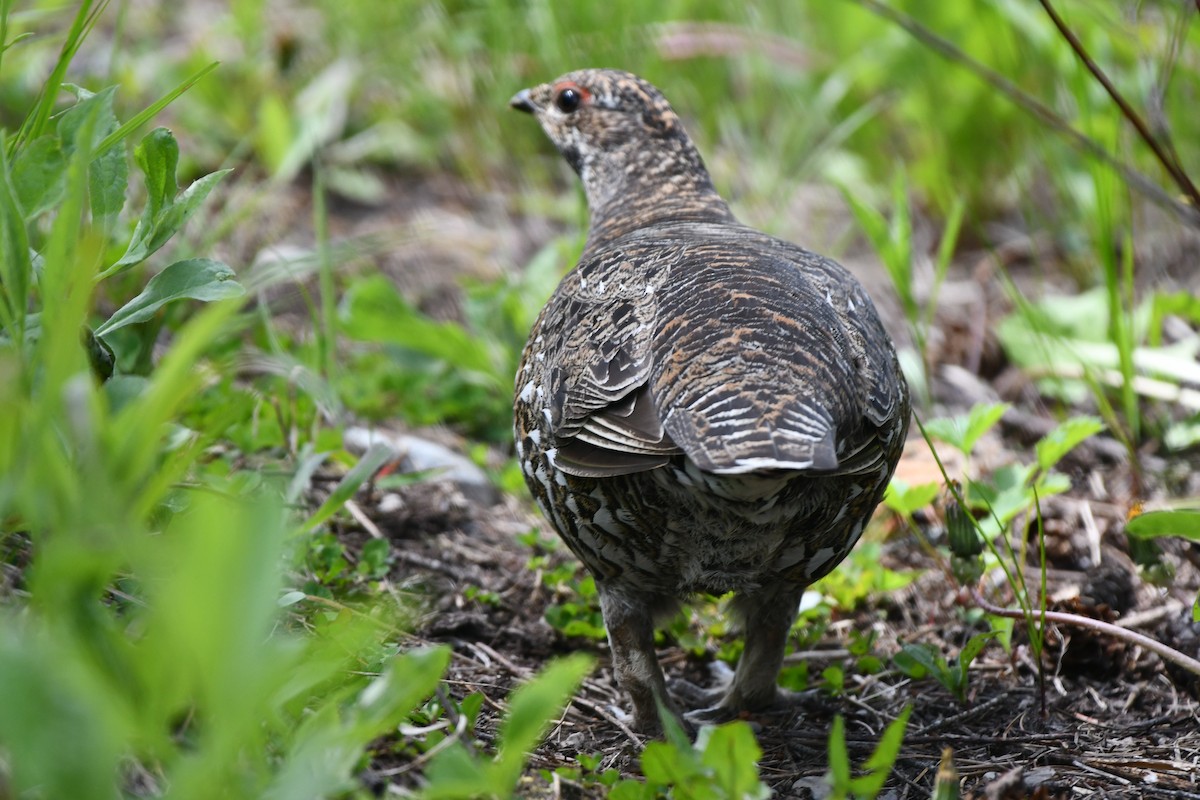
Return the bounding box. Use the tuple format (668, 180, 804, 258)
(847, 0, 1200, 230)
(298, 442, 395, 534)
(95, 61, 220, 156)
(0, 136, 31, 342)
(13, 0, 108, 153)
(313, 159, 336, 381)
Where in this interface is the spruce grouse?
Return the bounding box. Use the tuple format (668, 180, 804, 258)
(510, 69, 909, 734)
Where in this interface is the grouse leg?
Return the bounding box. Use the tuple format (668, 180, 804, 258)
(599, 587, 680, 735)
(716, 581, 807, 715)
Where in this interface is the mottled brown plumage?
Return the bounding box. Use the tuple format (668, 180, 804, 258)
(511, 69, 909, 734)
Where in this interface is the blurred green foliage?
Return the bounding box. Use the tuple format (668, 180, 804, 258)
(1, 0, 1198, 795)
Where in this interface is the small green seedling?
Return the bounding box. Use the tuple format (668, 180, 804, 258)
(422, 654, 594, 799)
(825, 706, 913, 800)
(892, 631, 998, 704)
(636, 717, 771, 800)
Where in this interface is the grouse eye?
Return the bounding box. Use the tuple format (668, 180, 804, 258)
(555, 87, 583, 113)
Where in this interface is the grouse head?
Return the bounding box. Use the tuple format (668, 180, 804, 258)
(510, 68, 727, 232)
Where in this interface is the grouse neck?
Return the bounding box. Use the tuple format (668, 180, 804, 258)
(581, 136, 736, 250)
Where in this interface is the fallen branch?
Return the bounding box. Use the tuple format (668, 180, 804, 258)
(971, 589, 1200, 680)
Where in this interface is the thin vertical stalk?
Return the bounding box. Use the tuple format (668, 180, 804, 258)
(313, 159, 336, 382)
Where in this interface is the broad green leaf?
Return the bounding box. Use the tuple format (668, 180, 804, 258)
(355, 646, 450, 733)
(822, 664, 845, 695)
(1035, 472, 1070, 495)
(57, 85, 127, 221)
(641, 739, 702, 787)
(277, 591, 306, 607)
(895, 642, 973, 701)
(1126, 510, 1200, 542)
(609, 779, 658, 800)
(460, 692, 485, 731)
(11, 135, 66, 218)
(87, 133, 126, 220)
(135, 126, 179, 221)
(883, 480, 940, 516)
(956, 631, 999, 685)
(988, 616, 1016, 652)
(104, 128, 232, 277)
(892, 642, 942, 679)
(969, 462, 1041, 535)
(700, 722, 768, 799)
(113, 167, 230, 275)
(95, 258, 244, 337)
(340, 275, 501, 379)
(494, 654, 593, 786)
(423, 743, 496, 798)
(924, 403, 1009, 456)
(1035, 416, 1104, 471)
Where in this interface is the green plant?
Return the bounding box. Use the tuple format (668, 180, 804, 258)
(841, 170, 963, 405)
(825, 706, 912, 800)
(0, 4, 448, 794)
(538, 565, 605, 639)
(543, 752, 625, 794)
(924, 403, 1104, 539)
(932, 749, 960, 800)
(912, 408, 1100, 709)
(4, 102, 240, 377)
(0, 486, 455, 799)
(997, 287, 1200, 461)
(921, 414, 1200, 704)
(822, 665, 847, 697)
(1126, 506, 1200, 620)
(420, 654, 594, 799)
(0, 7, 604, 797)
(812, 541, 919, 610)
(629, 717, 771, 800)
(338, 237, 569, 441)
(892, 631, 998, 704)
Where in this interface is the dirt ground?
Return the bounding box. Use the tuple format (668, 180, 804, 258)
(292, 174, 1200, 799)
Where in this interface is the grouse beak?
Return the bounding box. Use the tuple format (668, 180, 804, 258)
(510, 88, 537, 114)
